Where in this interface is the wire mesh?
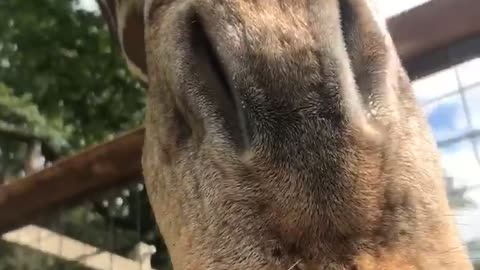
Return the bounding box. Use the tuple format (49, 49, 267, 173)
(0, 180, 165, 270)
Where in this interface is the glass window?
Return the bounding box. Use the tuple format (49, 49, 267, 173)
(413, 68, 461, 104)
(454, 206, 480, 247)
(457, 58, 480, 88)
(465, 85, 480, 129)
(422, 94, 469, 142)
(441, 141, 480, 189)
(440, 141, 480, 245)
(377, 0, 431, 17)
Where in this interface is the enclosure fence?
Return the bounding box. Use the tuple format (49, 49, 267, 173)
(0, 180, 168, 270)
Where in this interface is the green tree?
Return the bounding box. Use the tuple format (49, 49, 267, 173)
(0, 0, 170, 269)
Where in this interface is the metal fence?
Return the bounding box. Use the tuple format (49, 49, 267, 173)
(0, 180, 170, 270)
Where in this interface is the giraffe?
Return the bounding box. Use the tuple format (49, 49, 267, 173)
(97, 0, 473, 269)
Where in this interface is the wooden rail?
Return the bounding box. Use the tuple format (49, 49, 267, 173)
(389, 0, 480, 62)
(1, 0, 480, 235)
(0, 128, 144, 233)
(388, 0, 480, 78)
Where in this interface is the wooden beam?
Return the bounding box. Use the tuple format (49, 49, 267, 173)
(2, 225, 154, 270)
(389, 0, 480, 62)
(1, 0, 480, 235)
(0, 128, 144, 234)
(403, 35, 480, 80)
(388, 0, 480, 78)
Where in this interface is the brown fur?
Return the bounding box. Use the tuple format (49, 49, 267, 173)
(100, 0, 473, 269)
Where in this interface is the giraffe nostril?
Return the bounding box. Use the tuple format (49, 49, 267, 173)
(185, 11, 252, 151)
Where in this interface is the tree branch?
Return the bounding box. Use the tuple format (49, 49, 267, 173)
(0, 121, 62, 160)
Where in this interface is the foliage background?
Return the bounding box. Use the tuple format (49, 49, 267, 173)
(0, 0, 170, 269)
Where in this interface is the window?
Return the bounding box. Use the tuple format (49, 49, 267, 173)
(377, 0, 431, 17)
(458, 58, 480, 88)
(412, 57, 480, 259)
(423, 94, 468, 142)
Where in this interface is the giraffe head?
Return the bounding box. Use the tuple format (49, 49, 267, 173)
(98, 0, 472, 269)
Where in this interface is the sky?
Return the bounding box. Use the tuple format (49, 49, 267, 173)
(76, 0, 98, 12)
(77, 0, 480, 247)
(78, 0, 430, 16)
